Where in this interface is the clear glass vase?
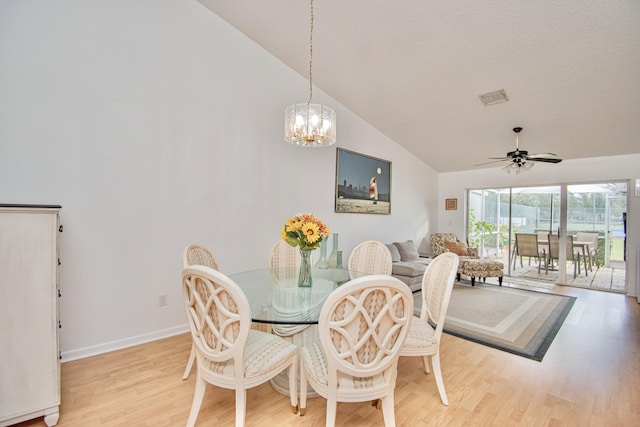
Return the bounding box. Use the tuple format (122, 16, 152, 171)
(328, 233, 339, 268)
(315, 238, 330, 269)
(298, 249, 313, 287)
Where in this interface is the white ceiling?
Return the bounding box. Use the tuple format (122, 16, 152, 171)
(197, 0, 640, 173)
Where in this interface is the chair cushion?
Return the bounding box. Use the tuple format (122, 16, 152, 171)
(394, 240, 420, 261)
(403, 316, 438, 350)
(444, 240, 469, 256)
(201, 329, 297, 379)
(386, 243, 401, 262)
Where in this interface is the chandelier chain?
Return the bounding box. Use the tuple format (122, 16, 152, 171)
(308, 0, 314, 105)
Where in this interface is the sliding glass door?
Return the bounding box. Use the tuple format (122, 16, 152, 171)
(467, 182, 627, 291)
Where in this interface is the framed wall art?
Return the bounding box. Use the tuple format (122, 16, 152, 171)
(445, 198, 457, 210)
(335, 148, 391, 214)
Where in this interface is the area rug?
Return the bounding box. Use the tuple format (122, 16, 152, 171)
(413, 282, 576, 361)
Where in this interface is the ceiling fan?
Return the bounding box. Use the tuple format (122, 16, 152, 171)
(476, 127, 563, 174)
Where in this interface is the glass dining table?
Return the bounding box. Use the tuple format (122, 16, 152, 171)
(229, 266, 366, 396)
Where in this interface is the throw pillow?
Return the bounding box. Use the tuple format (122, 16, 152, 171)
(386, 243, 401, 262)
(394, 240, 420, 261)
(445, 240, 469, 256)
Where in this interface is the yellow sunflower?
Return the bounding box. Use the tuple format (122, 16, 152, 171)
(301, 222, 321, 244)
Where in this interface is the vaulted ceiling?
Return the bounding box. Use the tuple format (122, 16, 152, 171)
(197, 0, 640, 172)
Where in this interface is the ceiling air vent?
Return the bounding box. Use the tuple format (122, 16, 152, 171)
(479, 89, 509, 106)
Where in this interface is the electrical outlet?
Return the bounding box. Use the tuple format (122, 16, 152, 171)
(159, 294, 167, 307)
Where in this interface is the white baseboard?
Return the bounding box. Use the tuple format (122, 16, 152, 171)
(61, 324, 190, 362)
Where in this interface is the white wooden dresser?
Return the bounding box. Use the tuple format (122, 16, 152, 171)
(0, 204, 62, 427)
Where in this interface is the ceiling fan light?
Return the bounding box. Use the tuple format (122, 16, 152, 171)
(522, 161, 534, 170)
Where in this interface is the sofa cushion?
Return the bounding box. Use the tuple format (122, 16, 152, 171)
(394, 240, 420, 261)
(386, 243, 401, 262)
(392, 261, 427, 277)
(445, 240, 469, 256)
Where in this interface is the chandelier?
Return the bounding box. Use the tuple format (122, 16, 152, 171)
(284, 0, 336, 147)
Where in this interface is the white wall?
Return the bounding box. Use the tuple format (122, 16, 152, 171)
(0, 0, 438, 359)
(438, 154, 640, 298)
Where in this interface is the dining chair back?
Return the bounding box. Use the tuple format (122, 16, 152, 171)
(182, 244, 221, 379)
(347, 240, 393, 276)
(513, 233, 545, 272)
(182, 265, 298, 427)
(400, 252, 459, 405)
(268, 240, 304, 281)
(547, 234, 580, 278)
(299, 275, 413, 426)
(183, 244, 219, 270)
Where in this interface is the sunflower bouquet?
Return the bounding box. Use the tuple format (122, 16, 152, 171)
(281, 213, 330, 251)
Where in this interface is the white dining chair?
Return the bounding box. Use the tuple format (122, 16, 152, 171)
(299, 274, 413, 426)
(400, 252, 459, 405)
(268, 240, 305, 281)
(182, 265, 298, 427)
(182, 244, 220, 380)
(347, 239, 393, 276)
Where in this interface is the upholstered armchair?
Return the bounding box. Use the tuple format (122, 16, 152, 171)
(430, 233, 479, 260)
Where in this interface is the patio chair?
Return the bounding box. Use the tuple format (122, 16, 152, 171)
(576, 232, 599, 269)
(546, 234, 581, 278)
(512, 233, 546, 273)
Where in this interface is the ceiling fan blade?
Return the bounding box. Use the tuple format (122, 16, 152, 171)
(487, 157, 511, 160)
(525, 153, 563, 163)
(527, 152, 560, 158)
(474, 159, 511, 166)
(526, 157, 563, 164)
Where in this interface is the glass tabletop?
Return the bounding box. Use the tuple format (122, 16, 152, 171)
(229, 267, 364, 325)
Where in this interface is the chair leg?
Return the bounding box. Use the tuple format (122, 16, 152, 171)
(235, 388, 247, 427)
(288, 358, 298, 414)
(326, 396, 337, 427)
(471, 277, 475, 286)
(381, 395, 396, 427)
(431, 352, 449, 406)
(583, 254, 589, 276)
(422, 355, 431, 374)
(182, 344, 196, 380)
(498, 276, 503, 286)
(300, 363, 308, 416)
(186, 375, 206, 427)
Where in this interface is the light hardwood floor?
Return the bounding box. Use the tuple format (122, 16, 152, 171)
(14, 284, 640, 427)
